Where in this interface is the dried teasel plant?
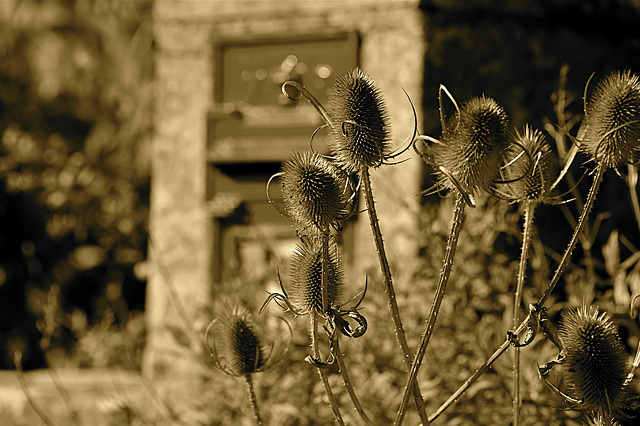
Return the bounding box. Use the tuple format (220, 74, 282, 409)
(578, 69, 640, 169)
(261, 236, 371, 424)
(508, 303, 631, 425)
(535, 70, 640, 307)
(205, 305, 291, 425)
(497, 125, 561, 203)
(415, 87, 510, 207)
(396, 87, 511, 425)
(427, 71, 640, 425)
(282, 68, 430, 423)
(493, 124, 562, 425)
(558, 305, 629, 417)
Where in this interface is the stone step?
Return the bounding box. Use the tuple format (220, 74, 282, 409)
(0, 368, 151, 426)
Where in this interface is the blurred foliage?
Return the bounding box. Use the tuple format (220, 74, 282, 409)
(0, 0, 152, 369)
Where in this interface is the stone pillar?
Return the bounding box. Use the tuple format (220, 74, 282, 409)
(144, 3, 214, 377)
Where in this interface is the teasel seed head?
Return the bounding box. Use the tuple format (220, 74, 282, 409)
(560, 304, 629, 415)
(327, 68, 391, 171)
(433, 95, 509, 195)
(212, 306, 266, 376)
(289, 237, 343, 315)
(580, 70, 640, 168)
(281, 151, 350, 233)
(582, 414, 621, 426)
(501, 125, 559, 202)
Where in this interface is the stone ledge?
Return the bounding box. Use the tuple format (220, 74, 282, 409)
(0, 368, 148, 426)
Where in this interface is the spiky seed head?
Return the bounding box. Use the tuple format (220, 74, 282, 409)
(582, 414, 621, 426)
(327, 68, 391, 171)
(215, 306, 266, 376)
(580, 70, 640, 168)
(289, 237, 343, 315)
(433, 95, 509, 195)
(560, 305, 629, 415)
(281, 151, 349, 233)
(502, 125, 559, 201)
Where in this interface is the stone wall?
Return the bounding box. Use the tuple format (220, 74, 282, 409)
(145, 0, 426, 378)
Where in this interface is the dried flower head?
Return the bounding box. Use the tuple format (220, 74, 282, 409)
(560, 305, 629, 415)
(206, 305, 289, 377)
(499, 125, 559, 202)
(582, 414, 621, 426)
(579, 70, 640, 168)
(327, 68, 391, 171)
(432, 94, 509, 197)
(280, 151, 352, 233)
(289, 237, 343, 315)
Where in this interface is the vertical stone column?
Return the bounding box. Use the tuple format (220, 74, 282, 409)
(144, 3, 214, 378)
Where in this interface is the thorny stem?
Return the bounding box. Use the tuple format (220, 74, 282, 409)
(427, 164, 605, 421)
(625, 335, 640, 387)
(428, 331, 518, 422)
(333, 335, 374, 425)
(395, 194, 466, 426)
(626, 164, 640, 234)
(539, 163, 605, 306)
(311, 313, 345, 425)
(14, 351, 55, 426)
(244, 374, 263, 426)
(512, 200, 536, 426)
(322, 232, 330, 316)
(360, 166, 430, 425)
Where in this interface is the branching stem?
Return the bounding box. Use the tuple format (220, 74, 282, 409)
(426, 164, 605, 421)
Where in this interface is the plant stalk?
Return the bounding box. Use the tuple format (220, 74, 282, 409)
(426, 164, 605, 421)
(539, 163, 605, 306)
(395, 194, 466, 426)
(321, 233, 330, 316)
(333, 335, 374, 425)
(428, 332, 516, 422)
(512, 200, 536, 426)
(244, 374, 263, 426)
(311, 312, 345, 425)
(360, 166, 430, 425)
(626, 164, 640, 234)
(313, 231, 345, 425)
